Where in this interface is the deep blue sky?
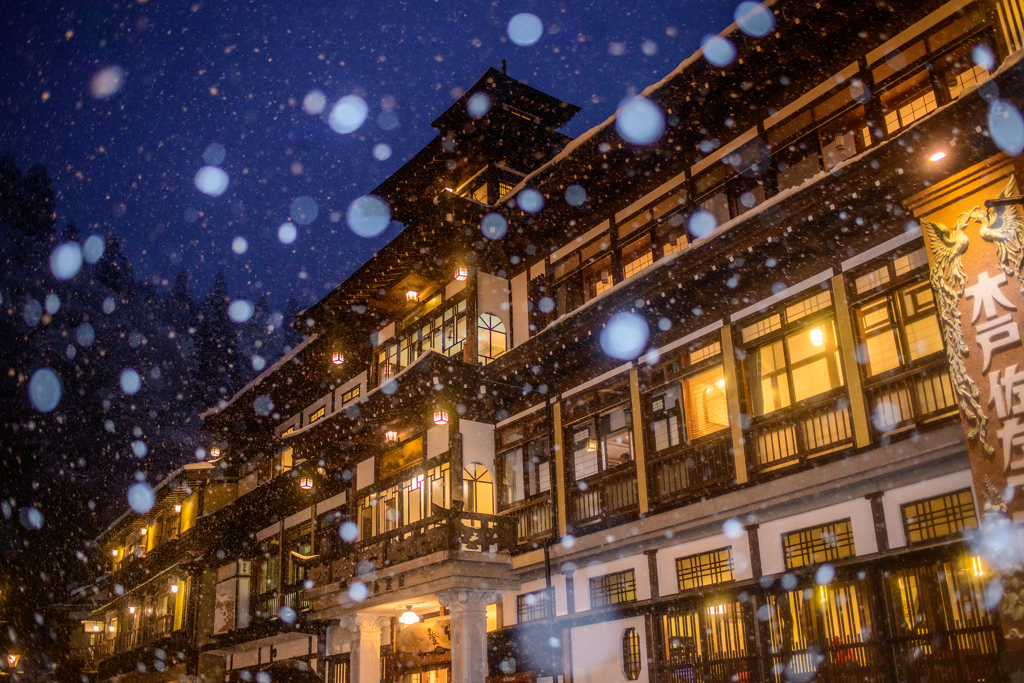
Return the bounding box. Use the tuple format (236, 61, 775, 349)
(1, 0, 736, 312)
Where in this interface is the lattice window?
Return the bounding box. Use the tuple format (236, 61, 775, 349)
(676, 547, 734, 590)
(782, 519, 856, 569)
(591, 569, 638, 608)
(341, 386, 360, 403)
(309, 406, 326, 424)
(516, 588, 553, 622)
(622, 627, 642, 680)
(902, 489, 978, 544)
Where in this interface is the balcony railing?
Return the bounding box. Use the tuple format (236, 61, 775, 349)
(863, 358, 957, 438)
(648, 434, 733, 509)
(93, 614, 174, 660)
(748, 391, 854, 473)
(306, 506, 517, 586)
(500, 495, 554, 547)
(571, 464, 639, 528)
(253, 590, 280, 621)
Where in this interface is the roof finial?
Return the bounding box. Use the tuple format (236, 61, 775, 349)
(501, 59, 506, 76)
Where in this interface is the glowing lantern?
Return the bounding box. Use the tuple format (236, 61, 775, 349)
(455, 266, 469, 281)
(929, 151, 947, 162)
(174, 504, 182, 513)
(399, 606, 420, 625)
(433, 409, 449, 426)
(210, 446, 221, 458)
(331, 351, 345, 365)
(6, 655, 18, 668)
(170, 583, 179, 594)
(406, 290, 419, 303)
(810, 327, 824, 347)
(299, 476, 314, 490)
(385, 430, 399, 443)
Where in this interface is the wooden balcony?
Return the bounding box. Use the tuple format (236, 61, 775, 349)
(863, 358, 958, 439)
(93, 614, 174, 661)
(748, 390, 854, 474)
(570, 464, 639, 530)
(305, 506, 517, 586)
(500, 496, 554, 549)
(648, 433, 733, 510)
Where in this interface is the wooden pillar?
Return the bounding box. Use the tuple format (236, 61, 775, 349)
(564, 568, 576, 615)
(720, 325, 748, 485)
(629, 366, 650, 515)
(646, 549, 660, 601)
(832, 273, 872, 449)
(463, 269, 479, 366)
(451, 427, 464, 508)
(867, 492, 889, 552)
(552, 400, 568, 538)
(746, 524, 762, 582)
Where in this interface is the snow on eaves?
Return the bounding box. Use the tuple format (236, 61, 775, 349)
(497, 0, 778, 204)
(200, 333, 320, 420)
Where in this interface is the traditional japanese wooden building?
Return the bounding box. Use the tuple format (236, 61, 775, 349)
(78, 0, 1024, 681)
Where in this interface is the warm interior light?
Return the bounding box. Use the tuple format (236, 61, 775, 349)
(385, 429, 399, 443)
(108, 625, 116, 633)
(128, 606, 135, 614)
(433, 409, 449, 425)
(406, 290, 419, 302)
(92, 624, 101, 632)
(707, 604, 727, 615)
(455, 266, 469, 281)
(399, 606, 420, 625)
(174, 504, 182, 513)
(140, 528, 147, 536)
(210, 446, 221, 458)
(331, 351, 345, 365)
(819, 586, 828, 604)
(810, 327, 824, 347)
(299, 476, 314, 490)
(929, 151, 947, 162)
(972, 555, 985, 577)
(587, 438, 598, 451)
(112, 549, 119, 556)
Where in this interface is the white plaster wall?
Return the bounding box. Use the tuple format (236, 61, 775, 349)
(505, 574, 569, 624)
(571, 617, 649, 683)
(231, 648, 259, 669)
(238, 471, 258, 497)
(757, 498, 876, 576)
(356, 457, 375, 491)
(284, 507, 311, 530)
(529, 260, 546, 280)
(276, 635, 315, 660)
(276, 415, 300, 437)
(319, 491, 347, 514)
(478, 272, 511, 334)
(256, 522, 279, 542)
(511, 271, 529, 348)
(374, 321, 396, 347)
(446, 278, 467, 299)
(574, 554, 650, 613)
(462, 420, 496, 509)
(656, 532, 752, 598)
(427, 424, 449, 459)
(882, 470, 975, 549)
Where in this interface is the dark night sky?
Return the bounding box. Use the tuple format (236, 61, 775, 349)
(0, 0, 737, 314)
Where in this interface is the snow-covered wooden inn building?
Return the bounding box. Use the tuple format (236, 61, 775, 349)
(78, 0, 1024, 680)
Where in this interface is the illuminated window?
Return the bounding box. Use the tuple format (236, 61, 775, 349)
(902, 489, 978, 544)
(477, 313, 507, 365)
(309, 406, 326, 424)
(463, 463, 493, 515)
(782, 519, 855, 570)
(281, 426, 295, 437)
(516, 588, 553, 623)
(622, 628, 642, 681)
(621, 234, 654, 279)
(571, 405, 633, 481)
(582, 255, 614, 301)
(341, 385, 360, 403)
(676, 547, 735, 591)
(745, 292, 844, 416)
(591, 569, 637, 608)
(664, 601, 747, 667)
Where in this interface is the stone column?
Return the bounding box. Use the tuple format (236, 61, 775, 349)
(439, 589, 496, 683)
(340, 614, 389, 683)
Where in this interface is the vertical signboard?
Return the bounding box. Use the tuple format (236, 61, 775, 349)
(909, 155, 1024, 646)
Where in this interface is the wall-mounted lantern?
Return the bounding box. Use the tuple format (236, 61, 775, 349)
(6, 655, 19, 668)
(210, 446, 221, 458)
(433, 409, 449, 426)
(111, 549, 119, 557)
(455, 266, 469, 281)
(406, 290, 419, 303)
(140, 527, 147, 536)
(128, 606, 136, 614)
(331, 351, 345, 365)
(170, 583, 179, 594)
(385, 429, 400, 443)
(174, 504, 182, 513)
(299, 476, 314, 490)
